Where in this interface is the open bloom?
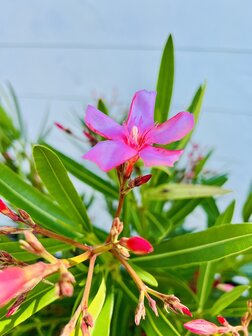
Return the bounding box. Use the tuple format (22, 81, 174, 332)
(83, 90, 194, 171)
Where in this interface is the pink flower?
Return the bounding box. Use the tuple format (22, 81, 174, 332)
(83, 90, 194, 171)
(0, 262, 58, 308)
(184, 319, 229, 335)
(120, 236, 153, 255)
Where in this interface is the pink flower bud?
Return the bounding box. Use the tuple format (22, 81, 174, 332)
(0, 199, 21, 222)
(135, 301, 146, 326)
(120, 236, 153, 255)
(184, 319, 229, 335)
(216, 283, 235, 292)
(0, 262, 58, 307)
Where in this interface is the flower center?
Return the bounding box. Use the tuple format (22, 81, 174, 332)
(131, 126, 139, 143)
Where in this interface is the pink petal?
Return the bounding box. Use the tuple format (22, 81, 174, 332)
(139, 146, 183, 167)
(85, 105, 126, 140)
(0, 267, 26, 307)
(147, 111, 194, 145)
(83, 140, 138, 172)
(120, 236, 154, 255)
(126, 90, 156, 134)
(184, 320, 219, 335)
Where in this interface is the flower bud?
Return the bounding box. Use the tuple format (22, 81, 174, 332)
(6, 293, 27, 317)
(184, 319, 229, 335)
(0, 199, 22, 222)
(135, 301, 146, 326)
(128, 174, 152, 188)
(217, 316, 228, 326)
(119, 236, 153, 255)
(163, 295, 192, 317)
(0, 262, 59, 307)
(216, 283, 234, 292)
(20, 231, 45, 255)
(0, 250, 26, 270)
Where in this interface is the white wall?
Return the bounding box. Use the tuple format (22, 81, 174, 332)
(0, 0, 251, 221)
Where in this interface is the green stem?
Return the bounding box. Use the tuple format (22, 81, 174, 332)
(112, 250, 146, 292)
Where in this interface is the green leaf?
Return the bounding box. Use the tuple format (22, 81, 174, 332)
(33, 145, 91, 232)
(128, 262, 158, 287)
(89, 277, 106, 322)
(133, 224, 252, 269)
(215, 200, 235, 226)
(243, 185, 252, 222)
(7, 82, 26, 139)
(142, 309, 181, 336)
(0, 164, 80, 238)
(176, 84, 206, 149)
(92, 289, 114, 336)
(144, 183, 230, 201)
(155, 34, 174, 123)
(43, 144, 118, 199)
(211, 285, 250, 316)
(97, 99, 109, 115)
(197, 262, 217, 312)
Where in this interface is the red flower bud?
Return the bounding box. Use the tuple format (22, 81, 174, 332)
(120, 236, 153, 255)
(217, 316, 228, 325)
(128, 174, 152, 188)
(0, 199, 21, 222)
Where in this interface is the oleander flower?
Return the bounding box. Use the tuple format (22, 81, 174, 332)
(83, 90, 194, 171)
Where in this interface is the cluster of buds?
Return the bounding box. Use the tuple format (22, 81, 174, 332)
(0, 203, 76, 317)
(108, 217, 154, 258)
(134, 287, 192, 326)
(184, 300, 252, 335)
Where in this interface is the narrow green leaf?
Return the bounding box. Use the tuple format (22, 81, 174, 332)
(0, 164, 80, 238)
(142, 309, 181, 336)
(176, 84, 206, 149)
(33, 145, 91, 232)
(43, 144, 118, 199)
(133, 224, 252, 269)
(7, 82, 26, 139)
(197, 262, 217, 312)
(145, 183, 230, 201)
(97, 99, 109, 115)
(92, 289, 114, 336)
(155, 34, 174, 123)
(243, 185, 252, 222)
(211, 285, 250, 316)
(89, 277, 106, 322)
(128, 262, 158, 287)
(215, 200, 235, 226)
(201, 198, 220, 227)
